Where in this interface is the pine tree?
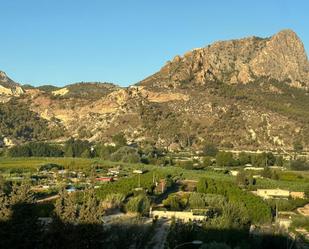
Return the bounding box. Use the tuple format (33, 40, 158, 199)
(54, 188, 77, 223)
(0, 190, 11, 221)
(79, 189, 103, 224)
(9, 182, 33, 205)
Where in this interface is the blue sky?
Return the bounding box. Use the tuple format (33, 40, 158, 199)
(0, 0, 308, 87)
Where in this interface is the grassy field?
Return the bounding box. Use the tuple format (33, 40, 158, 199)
(0, 157, 147, 172)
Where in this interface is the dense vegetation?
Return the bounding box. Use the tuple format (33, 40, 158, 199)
(197, 178, 272, 224)
(0, 183, 154, 249)
(0, 99, 64, 141)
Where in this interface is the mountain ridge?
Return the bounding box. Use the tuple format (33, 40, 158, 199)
(1, 29, 309, 151)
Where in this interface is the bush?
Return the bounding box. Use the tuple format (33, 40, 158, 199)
(216, 152, 236, 167)
(197, 178, 271, 224)
(126, 195, 150, 215)
(290, 159, 309, 171)
(64, 138, 92, 158)
(39, 163, 64, 172)
(203, 156, 213, 167)
(8, 142, 64, 157)
(163, 194, 187, 211)
(203, 143, 218, 157)
(102, 193, 125, 210)
(110, 146, 140, 163)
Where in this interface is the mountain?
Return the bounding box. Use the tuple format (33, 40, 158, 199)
(140, 29, 309, 89)
(0, 71, 24, 100)
(1, 29, 309, 151)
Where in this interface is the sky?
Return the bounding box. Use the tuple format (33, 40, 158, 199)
(0, 0, 308, 87)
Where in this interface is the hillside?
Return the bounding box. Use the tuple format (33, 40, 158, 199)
(0, 29, 309, 151)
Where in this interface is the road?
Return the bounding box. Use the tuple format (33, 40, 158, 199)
(146, 218, 171, 249)
(36, 194, 59, 203)
(297, 203, 309, 216)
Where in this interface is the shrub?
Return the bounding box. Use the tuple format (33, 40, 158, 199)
(110, 146, 140, 163)
(216, 152, 236, 167)
(203, 143, 218, 157)
(126, 195, 150, 215)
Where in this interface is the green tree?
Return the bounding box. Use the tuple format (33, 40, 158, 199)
(102, 193, 125, 210)
(238, 152, 251, 166)
(0, 190, 11, 221)
(203, 143, 218, 157)
(54, 188, 77, 223)
(203, 156, 213, 167)
(112, 132, 127, 147)
(235, 170, 249, 187)
(126, 195, 150, 215)
(293, 140, 303, 153)
(275, 156, 284, 166)
(261, 167, 272, 179)
(188, 192, 207, 209)
(197, 178, 208, 193)
(305, 185, 309, 198)
(216, 151, 235, 167)
(79, 189, 103, 224)
(110, 146, 140, 163)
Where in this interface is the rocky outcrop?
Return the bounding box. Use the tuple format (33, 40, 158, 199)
(140, 29, 309, 89)
(0, 71, 24, 97)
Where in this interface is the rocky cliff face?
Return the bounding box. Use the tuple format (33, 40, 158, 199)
(0, 71, 24, 99)
(140, 30, 309, 89)
(1, 30, 309, 151)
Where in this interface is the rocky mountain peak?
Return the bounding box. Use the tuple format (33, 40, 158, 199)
(0, 70, 24, 98)
(140, 29, 309, 89)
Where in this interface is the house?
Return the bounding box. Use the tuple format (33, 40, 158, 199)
(108, 168, 120, 176)
(255, 189, 290, 199)
(155, 179, 167, 194)
(229, 170, 239, 176)
(255, 189, 305, 200)
(290, 191, 305, 199)
(133, 169, 144, 174)
(150, 210, 206, 222)
(244, 167, 264, 171)
(96, 177, 113, 182)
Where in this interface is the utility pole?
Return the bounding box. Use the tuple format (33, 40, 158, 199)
(275, 199, 278, 223)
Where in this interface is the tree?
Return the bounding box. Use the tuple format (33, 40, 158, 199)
(290, 159, 309, 171)
(112, 133, 127, 147)
(266, 152, 276, 166)
(203, 143, 218, 157)
(79, 189, 103, 224)
(261, 167, 272, 179)
(275, 156, 284, 166)
(235, 171, 249, 187)
(197, 178, 208, 193)
(81, 149, 91, 158)
(203, 156, 213, 167)
(252, 153, 267, 167)
(126, 195, 150, 215)
(293, 140, 303, 153)
(102, 193, 125, 210)
(95, 144, 117, 159)
(238, 152, 251, 166)
(110, 146, 140, 163)
(188, 192, 207, 209)
(54, 188, 77, 223)
(305, 185, 309, 198)
(0, 190, 11, 221)
(216, 151, 235, 167)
